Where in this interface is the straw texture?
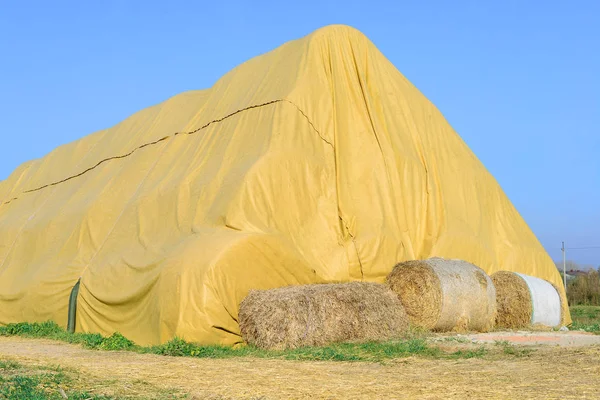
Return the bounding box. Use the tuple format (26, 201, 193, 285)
(238, 282, 409, 350)
(386, 258, 496, 332)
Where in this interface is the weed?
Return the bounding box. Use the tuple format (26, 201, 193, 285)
(0, 363, 105, 400)
(448, 347, 487, 359)
(97, 332, 136, 351)
(0, 359, 21, 370)
(502, 344, 532, 357)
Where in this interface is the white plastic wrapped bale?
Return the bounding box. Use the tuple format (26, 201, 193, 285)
(491, 271, 563, 328)
(516, 273, 562, 327)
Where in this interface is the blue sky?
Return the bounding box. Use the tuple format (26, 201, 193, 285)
(0, 1, 598, 266)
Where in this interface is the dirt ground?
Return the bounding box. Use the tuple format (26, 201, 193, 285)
(464, 330, 600, 347)
(1, 335, 600, 399)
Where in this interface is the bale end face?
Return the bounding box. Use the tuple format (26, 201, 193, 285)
(491, 271, 533, 329)
(385, 260, 442, 330)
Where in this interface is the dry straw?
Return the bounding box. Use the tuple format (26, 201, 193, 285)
(386, 257, 496, 332)
(491, 271, 533, 328)
(238, 282, 409, 350)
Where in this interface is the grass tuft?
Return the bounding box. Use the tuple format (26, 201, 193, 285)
(448, 347, 487, 359)
(0, 360, 21, 370)
(0, 322, 140, 351)
(494, 340, 533, 357)
(97, 332, 136, 351)
(0, 321, 62, 337)
(0, 360, 107, 400)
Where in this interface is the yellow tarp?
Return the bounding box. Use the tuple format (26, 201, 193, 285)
(0, 25, 569, 345)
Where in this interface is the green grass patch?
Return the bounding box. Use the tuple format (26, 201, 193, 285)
(0, 359, 182, 399)
(13, 308, 597, 363)
(0, 321, 137, 350)
(493, 340, 533, 357)
(570, 305, 600, 322)
(447, 347, 487, 359)
(569, 305, 600, 334)
(146, 337, 486, 362)
(272, 340, 442, 361)
(0, 360, 106, 400)
(0, 359, 21, 370)
(0, 321, 490, 362)
(570, 322, 600, 333)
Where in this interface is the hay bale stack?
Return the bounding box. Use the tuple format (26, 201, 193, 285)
(491, 271, 563, 328)
(386, 257, 496, 332)
(238, 282, 409, 350)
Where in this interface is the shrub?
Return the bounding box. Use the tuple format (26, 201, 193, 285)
(567, 271, 600, 306)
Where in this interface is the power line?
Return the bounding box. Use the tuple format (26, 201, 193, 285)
(565, 246, 600, 250)
(560, 242, 600, 293)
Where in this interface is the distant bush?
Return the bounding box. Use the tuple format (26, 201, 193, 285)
(567, 271, 600, 306)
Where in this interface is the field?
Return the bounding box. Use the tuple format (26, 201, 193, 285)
(570, 305, 600, 331)
(0, 306, 599, 399)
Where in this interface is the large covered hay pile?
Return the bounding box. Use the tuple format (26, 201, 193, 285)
(492, 271, 563, 328)
(386, 257, 496, 332)
(238, 282, 409, 350)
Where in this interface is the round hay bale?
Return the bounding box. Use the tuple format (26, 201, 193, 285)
(238, 282, 409, 350)
(385, 257, 496, 332)
(491, 271, 532, 328)
(492, 271, 562, 328)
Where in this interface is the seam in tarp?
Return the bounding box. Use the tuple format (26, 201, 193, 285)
(1, 99, 332, 207)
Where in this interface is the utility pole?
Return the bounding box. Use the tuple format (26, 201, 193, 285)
(561, 241, 566, 293)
